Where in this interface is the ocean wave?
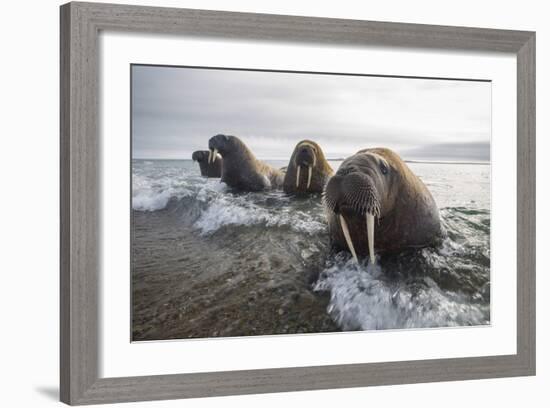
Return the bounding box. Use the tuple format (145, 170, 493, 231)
(133, 165, 327, 234)
(132, 171, 226, 211)
(194, 195, 326, 235)
(133, 188, 176, 212)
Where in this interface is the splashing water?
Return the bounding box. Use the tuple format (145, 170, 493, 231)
(314, 243, 489, 331)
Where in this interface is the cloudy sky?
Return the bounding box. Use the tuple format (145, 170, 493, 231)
(132, 65, 491, 162)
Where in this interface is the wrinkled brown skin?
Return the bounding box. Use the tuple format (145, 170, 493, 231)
(191, 150, 222, 178)
(208, 134, 284, 191)
(324, 148, 442, 257)
(283, 140, 334, 194)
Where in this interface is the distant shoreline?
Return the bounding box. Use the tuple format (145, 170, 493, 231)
(134, 157, 490, 165)
(403, 159, 490, 165)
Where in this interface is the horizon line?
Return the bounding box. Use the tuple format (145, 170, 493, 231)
(133, 157, 490, 165)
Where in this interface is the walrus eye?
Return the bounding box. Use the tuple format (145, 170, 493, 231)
(380, 162, 388, 175)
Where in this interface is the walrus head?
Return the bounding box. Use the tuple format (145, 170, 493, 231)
(293, 141, 319, 189)
(323, 150, 398, 264)
(191, 150, 209, 163)
(208, 134, 233, 163)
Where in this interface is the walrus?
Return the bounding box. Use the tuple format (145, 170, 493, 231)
(208, 134, 285, 191)
(283, 140, 334, 194)
(323, 147, 441, 264)
(191, 150, 222, 177)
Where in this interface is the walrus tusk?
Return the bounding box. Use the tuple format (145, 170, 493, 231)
(339, 214, 358, 264)
(296, 166, 301, 188)
(307, 166, 312, 189)
(211, 149, 218, 163)
(208, 150, 212, 163)
(366, 213, 375, 264)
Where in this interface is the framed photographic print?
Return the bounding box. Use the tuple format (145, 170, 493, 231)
(60, 2, 535, 405)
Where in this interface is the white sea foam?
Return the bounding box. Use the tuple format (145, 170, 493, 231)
(132, 181, 224, 211)
(133, 188, 175, 211)
(132, 168, 205, 211)
(194, 196, 326, 235)
(314, 257, 488, 331)
(194, 179, 227, 202)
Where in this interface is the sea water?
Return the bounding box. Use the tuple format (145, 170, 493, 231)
(131, 159, 490, 340)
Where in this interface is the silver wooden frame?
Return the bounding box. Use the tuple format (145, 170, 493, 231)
(60, 2, 536, 405)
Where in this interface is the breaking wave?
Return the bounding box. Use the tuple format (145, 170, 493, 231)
(132, 160, 326, 235)
(194, 197, 326, 235)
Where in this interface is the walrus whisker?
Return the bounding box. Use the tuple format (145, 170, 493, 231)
(339, 214, 358, 264)
(322, 196, 335, 212)
(366, 213, 376, 265)
(296, 166, 301, 188)
(307, 166, 312, 190)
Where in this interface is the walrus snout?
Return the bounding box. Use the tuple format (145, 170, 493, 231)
(295, 146, 315, 166)
(208, 134, 227, 148)
(324, 173, 381, 217)
(208, 134, 230, 163)
(283, 140, 332, 194)
(324, 172, 379, 264)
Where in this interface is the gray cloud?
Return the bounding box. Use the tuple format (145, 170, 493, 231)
(401, 141, 490, 162)
(132, 65, 491, 161)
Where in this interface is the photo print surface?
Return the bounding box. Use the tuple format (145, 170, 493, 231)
(131, 65, 491, 341)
